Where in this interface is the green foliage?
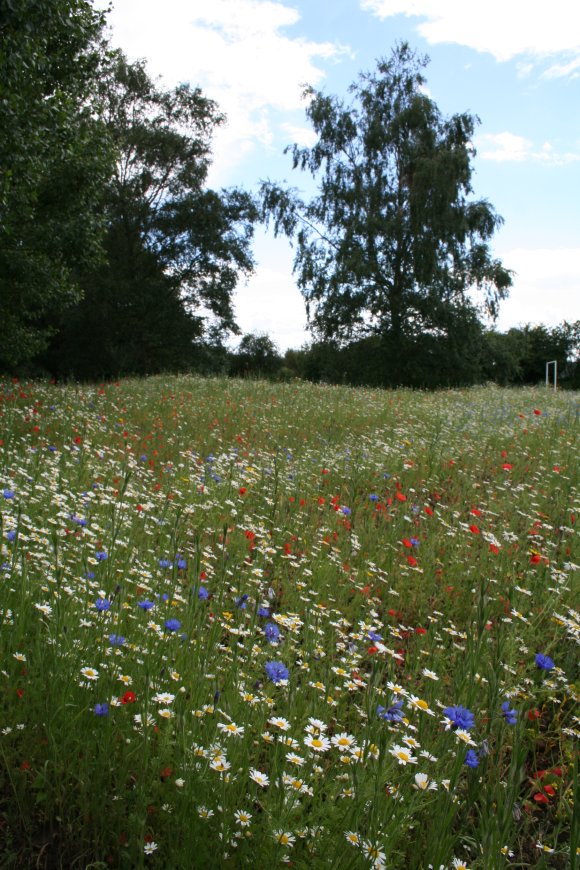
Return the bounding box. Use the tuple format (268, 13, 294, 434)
(0, 377, 578, 867)
(0, 0, 115, 368)
(261, 42, 512, 361)
(43, 52, 259, 379)
(230, 333, 283, 377)
(483, 321, 580, 387)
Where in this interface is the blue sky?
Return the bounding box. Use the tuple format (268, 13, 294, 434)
(103, 0, 580, 349)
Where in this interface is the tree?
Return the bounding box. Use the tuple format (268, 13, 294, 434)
(231, 333, 282, 378)
(482, 321, 580, 386)
(46, 52, 258, 378)
(0, 0, 115, 369)
(261, 43, 512, 371)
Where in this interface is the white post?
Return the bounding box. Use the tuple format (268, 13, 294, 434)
(546, 360, 557, 392)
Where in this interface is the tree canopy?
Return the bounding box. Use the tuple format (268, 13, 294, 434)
(0, 0, 115, 368)
(261, 43, 512, 355)
(43, 52, 258, 378)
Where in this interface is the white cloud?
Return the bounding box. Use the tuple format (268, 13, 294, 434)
(361, 1, 580, 68)
(231, 230, 309, 350)
(543, 56, 580, 79)
(280, 123, 319, 148)
(477, 132, 580, 165)
(234, 266, 309, 351)
(493, 247, 580, 330)
(102, 0, 349, 184)
(477, 132, 533, 162)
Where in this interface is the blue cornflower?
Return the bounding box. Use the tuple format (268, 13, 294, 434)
(137, 599, 154, 611)
(140, 454, 148, 462)
(6, 530, 16, 542)
(95, 550, 108, 561)
(501, 702, 518, 725)
(443, 705, 475, 730)
(109, 634, 125, 646)
(48, 446, 57, 453)
(235, 594, 249, 609)
(3, 489, 15, 499)
(410, 537, 420, 547)
(369, 494, 380, 502)
(341, 506, 351, 516)
(95, 598, 112, 612)
(377, 699, 404, 723)
(164, 618, 181, 632)
(198, 585, 209, 600)
(94, 703, 109, 717)
(368, 630, 383, 643)
(464, 749, 479, 768)
(264, 622, 281, 643)
(535, 653, 555, 671)
(159, 558, 172, 569)
(257, 606, 270, 618)
(265, 660, 289, 684)
(175, 556, 187, 570)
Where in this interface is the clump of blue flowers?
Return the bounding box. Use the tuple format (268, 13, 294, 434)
(535, 653, 555, 671)
(501, 701, 518, 725)
(464, 749, 479, 768)
(377, 699, 404, 723)
(443, 705, 475, 730)
(264, 622, 281, 643)
(265, 661, 289, 684)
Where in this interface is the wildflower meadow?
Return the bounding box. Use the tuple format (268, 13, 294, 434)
(0, 376, 578, 869)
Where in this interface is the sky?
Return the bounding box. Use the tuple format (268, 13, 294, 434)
(101, 0, 580, 350)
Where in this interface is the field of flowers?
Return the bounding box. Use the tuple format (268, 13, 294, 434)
(0, 376, 578, 869)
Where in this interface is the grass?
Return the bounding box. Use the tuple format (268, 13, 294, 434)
(0, 376, 578, 869)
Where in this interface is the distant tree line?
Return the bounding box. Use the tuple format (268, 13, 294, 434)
(205, 322, 580, 389)
(1, 3, 577, 389)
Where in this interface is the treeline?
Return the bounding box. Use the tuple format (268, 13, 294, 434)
(168, 322, 580, 389)
(1, 2, 578, 390)
(1, 1, 256, 378)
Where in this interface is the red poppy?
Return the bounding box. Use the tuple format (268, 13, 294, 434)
(121, 691, 136, 705)
(367, 645, 378, 655)
(238, 487, 247, 496)
(395, 492, 407, 502)
(533, 793, 549, 804)
(407, 555, 418, 567)
(502, 463, 513, 470)
(402, 538, 412, 548)
(424, 506, 433, 516)
(489, 544, 500, 555)
(469, 525, 480, 534)
(530, 553, 542, 564)
(533, 409, 541, 415)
